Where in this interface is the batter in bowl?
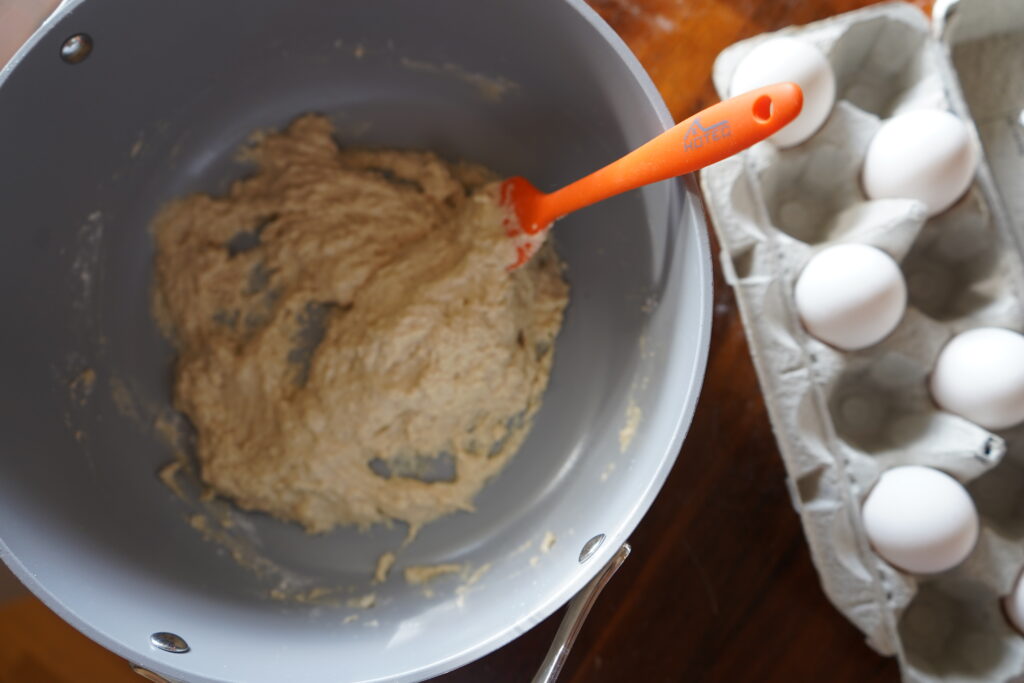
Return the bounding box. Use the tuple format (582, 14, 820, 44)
(153, 114, 569, 535)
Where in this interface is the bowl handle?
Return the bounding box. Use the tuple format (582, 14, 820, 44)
(531, 543, 632, 683)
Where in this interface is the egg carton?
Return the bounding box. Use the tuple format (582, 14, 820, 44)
(699, 3, 1024, 681)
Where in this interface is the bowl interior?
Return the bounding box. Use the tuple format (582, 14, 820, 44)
(0, 1, 710, 681)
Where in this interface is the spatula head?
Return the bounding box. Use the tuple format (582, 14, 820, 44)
(501, 176, 551, 270)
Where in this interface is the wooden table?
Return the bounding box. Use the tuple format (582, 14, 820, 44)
(0, 1, 929, 681)
(434, 0, 935, 680)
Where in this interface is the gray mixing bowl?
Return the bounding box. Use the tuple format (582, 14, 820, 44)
(0, 1, 711, 681)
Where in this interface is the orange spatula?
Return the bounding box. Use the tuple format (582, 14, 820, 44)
(502, 82, 803, 269)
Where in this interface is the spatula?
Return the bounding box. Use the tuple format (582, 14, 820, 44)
(502, 82, 803, 269)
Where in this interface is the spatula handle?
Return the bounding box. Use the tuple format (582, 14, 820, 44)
(536, 82, 803, 224)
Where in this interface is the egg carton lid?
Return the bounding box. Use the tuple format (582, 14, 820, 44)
(935, 0, 1024, 262)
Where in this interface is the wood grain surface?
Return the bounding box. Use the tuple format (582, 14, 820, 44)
(0, 1, 932, 681)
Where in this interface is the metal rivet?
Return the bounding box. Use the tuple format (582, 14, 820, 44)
(578, 533, 606, 563)
(60, 33, 93, 64)
(150, 632, 189, 654)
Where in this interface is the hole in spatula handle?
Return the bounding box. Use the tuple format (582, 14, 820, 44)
(752, 94, 774, 123)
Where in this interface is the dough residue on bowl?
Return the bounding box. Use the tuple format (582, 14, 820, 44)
(373, 552, 396, 584)
(152, 114, 569, 535)
(403, 563, 463, 585)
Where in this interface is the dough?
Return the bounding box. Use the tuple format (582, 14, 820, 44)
(153, 114, 568, 534)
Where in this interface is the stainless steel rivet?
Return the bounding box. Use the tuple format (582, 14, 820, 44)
(578, 533, 606, 563)
(150, 631, 189, 653)
(130, 663, 173, 682)
(60, 33, 93, 64)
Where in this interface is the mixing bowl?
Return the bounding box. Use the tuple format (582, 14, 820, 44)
(0, 1, 711, 681)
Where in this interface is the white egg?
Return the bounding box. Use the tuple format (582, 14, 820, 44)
(930, 327, 1024, 430)
(794, 244, 907, 351)
(1003, 570, 1024, 635)
(730, 37, 836, 147)
(861, 109, 978, 216)
(861, 466, 978, 574)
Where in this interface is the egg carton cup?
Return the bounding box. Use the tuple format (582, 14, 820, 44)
(700, 3, 1024, 681)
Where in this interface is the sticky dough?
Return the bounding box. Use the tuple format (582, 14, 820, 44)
(153, 114, 569, 534)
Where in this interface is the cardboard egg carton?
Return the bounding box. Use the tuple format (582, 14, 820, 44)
(699, 3, 1024, 680)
